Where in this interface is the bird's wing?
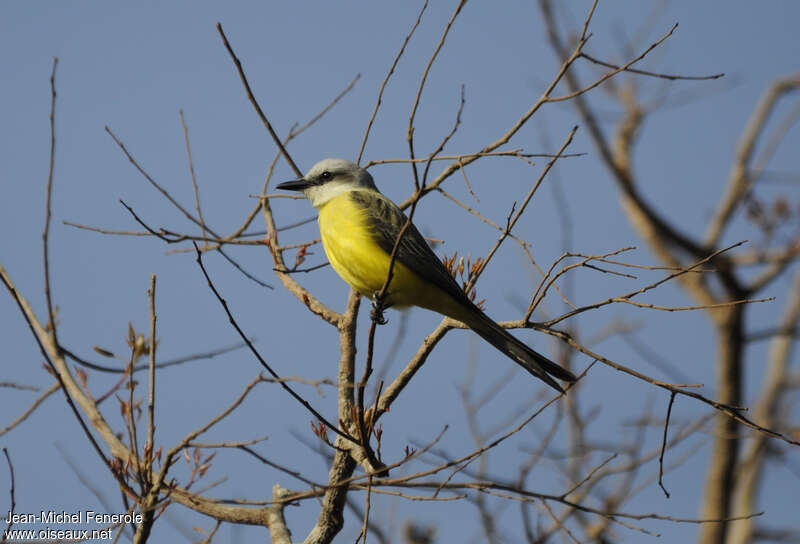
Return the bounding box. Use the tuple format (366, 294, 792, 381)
(349, 190, 468, 303)
(350, 189, 577, 391)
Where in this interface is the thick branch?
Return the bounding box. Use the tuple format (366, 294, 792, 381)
(704, 75, 800, 247)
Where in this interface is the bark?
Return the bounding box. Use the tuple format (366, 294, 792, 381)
(699, 306, 744, 544)
(728, 272, 800, 544)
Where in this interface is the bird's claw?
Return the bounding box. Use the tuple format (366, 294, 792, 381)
(370, 293, 388, 325)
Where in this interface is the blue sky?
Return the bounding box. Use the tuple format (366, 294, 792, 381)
(2, 2, 799, 542)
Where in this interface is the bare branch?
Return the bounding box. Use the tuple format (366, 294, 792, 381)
(43, 57, 59, 347)
(547, 24, 680, 103)
(180, 110, 209, 243)
(657, 392, 677, 498)
(406, 0, 467, 191)
(357, 0, 428, 165)
(543, 241, 746, 327)
(466, 126, 578, 293)
(267, 485, 293, 544)
(579, 52, 724, 81)
(0, 381, 58, 437)
(145, 275, 157, 482)
(1, 264, 139, 493)
(216, 23, 301, 177)
(193, 244, 356, 444)
(705, 74, 800, 247)
(2, 448, 16, 543)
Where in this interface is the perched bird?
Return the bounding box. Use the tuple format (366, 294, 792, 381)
(277, 158, 576, 392)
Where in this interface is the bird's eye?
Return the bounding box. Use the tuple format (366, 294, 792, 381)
(319, 171, 332, 181)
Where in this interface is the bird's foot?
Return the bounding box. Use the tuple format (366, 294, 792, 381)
(370, 293, 388, 325)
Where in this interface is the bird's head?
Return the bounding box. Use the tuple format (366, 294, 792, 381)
(277, 158, 377, 208)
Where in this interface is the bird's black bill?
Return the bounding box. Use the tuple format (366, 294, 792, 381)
(276, 179, 311, 191)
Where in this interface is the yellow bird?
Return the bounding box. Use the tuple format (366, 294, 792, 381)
(277, 158, 576, 392)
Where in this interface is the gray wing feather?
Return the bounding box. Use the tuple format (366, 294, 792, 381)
(349, 190, 577, 391)
(349, 191, 467, 303)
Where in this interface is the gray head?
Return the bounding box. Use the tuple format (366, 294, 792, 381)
(276, 158, 378, 208)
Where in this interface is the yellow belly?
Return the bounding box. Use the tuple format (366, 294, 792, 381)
(317, 192, 429, 308)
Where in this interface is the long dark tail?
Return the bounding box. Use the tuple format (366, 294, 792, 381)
(463, 308, 577, 393)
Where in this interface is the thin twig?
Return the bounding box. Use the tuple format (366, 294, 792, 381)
(547, 24, 680, 103)
(62, 340, 250, 375)
(43, 57, 59, 347)
(465, 125, 579, 293)
(0, 382, 39, 392)
(124, 338, 141, 490)
(119, 199, 275, 289)
(561, 453, 618, 499)
(359, 475, 374, 544)
(238, 446, 323, 489)
(216, 23, 301, 177)
(0, 266, 139, 498)
(406, 0, 467, 190)
(538, 327, 800, 447)
(193, 243, 357, 444)
(146, 275, 157, 482)
(180, 110, 209, 243)
(542, 241, 747, 327)
(357, 0, 429, 165)
(658, 392, 677, 498)
(363, 150, 584, 168)
(613, 295, 773, 313)
(391, 0, 596, 209)
(3, 448, 16, 541)
(151, 374, 271, 496)
(188, 436, 268, 449)
(579, 52, 724, 81)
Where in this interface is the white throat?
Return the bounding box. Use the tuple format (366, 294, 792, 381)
(305, 180, 358, 208)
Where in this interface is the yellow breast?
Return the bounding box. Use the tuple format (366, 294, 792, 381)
(317, 191, 422, 306)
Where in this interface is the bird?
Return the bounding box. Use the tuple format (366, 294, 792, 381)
(277, 158, 577, 392)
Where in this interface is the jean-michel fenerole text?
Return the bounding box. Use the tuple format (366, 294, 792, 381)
(4, 510, 143, 525)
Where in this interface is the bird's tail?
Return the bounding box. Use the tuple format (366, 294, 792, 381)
(462, 308, 577, 393)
